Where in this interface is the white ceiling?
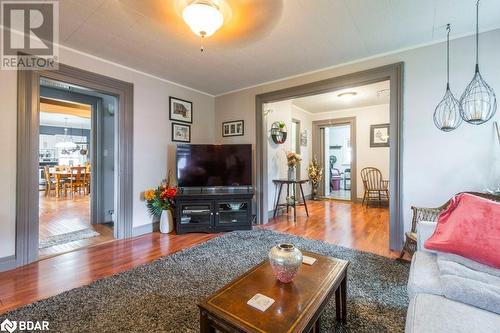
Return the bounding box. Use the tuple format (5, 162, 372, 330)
(55, 0, 500, 95)
(292, 80, 390, 113)
(40, 112, 91, 129)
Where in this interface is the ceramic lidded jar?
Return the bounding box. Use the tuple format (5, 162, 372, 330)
(268, 243, 303, 283)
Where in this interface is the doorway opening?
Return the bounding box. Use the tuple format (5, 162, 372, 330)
(256, 63, 403, 251)
(16, 63, 133, 268)
(322, 124, 352, 201)
(38, 78, 117, 258)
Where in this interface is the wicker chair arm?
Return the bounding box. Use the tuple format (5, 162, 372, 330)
(411, 206, 442, 222)
(381, 180, 389, 189)
(409, 206, 442, 233)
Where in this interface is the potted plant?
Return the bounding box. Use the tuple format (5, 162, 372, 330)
(286, 151, 302, 181)
(144, 180, 177, 233)
(307, 157, 323, 200)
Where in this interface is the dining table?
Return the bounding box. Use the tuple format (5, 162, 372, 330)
(51, 167, 90, 198)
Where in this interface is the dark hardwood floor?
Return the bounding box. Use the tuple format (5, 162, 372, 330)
(0, 200, 395, 314)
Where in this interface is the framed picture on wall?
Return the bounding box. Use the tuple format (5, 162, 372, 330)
(370, 123, 390, 147)
(169, 97, 192, 123)
(222, 120, 244, 137)
(300, 130, 308, 146)
(172, 122, 191, 142)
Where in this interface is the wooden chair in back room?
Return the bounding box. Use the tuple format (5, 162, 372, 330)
(360, 167, 389, 206)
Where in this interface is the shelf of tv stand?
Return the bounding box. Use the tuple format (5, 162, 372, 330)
(175, 189, 254, 235)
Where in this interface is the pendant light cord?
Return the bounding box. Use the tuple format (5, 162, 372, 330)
(475, 0, 480, 70)
(446, 24, 450, 89)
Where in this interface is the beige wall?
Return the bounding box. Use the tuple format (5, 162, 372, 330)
(0, 46, 215, 259)
(313, 104, 390, 199)
(214, 29, 500, 233)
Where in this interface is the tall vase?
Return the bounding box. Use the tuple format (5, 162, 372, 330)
(287, 166, 296, 181)
(311, 183, 318, 200)
(159, 209, 174, 233)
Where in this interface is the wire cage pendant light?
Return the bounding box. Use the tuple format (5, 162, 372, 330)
(460, 0, 497, 125)
(434, 24, 462, 132)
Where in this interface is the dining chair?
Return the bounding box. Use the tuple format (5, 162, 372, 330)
(64, 166, 86, 197)
(43, 166, 59, 197)
(360, 167, 389, 206)
(84, 164, 91, 194)
(54, 165, 71, 196)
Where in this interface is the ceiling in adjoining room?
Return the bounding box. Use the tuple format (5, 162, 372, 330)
(56, 0, 500, 95)
(40, 112, 91, 129)
(39, 96, 92, 129)
(292, 80, 390, 113)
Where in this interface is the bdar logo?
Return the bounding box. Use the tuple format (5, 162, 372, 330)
(0, 319, 17, 333)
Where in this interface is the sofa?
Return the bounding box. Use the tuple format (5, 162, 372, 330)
(405, 194, 500, 333)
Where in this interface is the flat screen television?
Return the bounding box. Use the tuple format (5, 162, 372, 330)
(176, 144, 252, 187)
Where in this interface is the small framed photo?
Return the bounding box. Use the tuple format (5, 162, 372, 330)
(370, 123, 390, 147)
(172, 122, 191, 143)
(169, 97, 192, 123)
(222, 120, 244, 137)
(300, 130, 308, 146)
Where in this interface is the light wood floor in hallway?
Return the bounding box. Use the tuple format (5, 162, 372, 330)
(39, 192, 114, 258)
(0, 200, 395, 314)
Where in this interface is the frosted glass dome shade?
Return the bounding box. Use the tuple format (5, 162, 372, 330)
(183, 1, 224, 37)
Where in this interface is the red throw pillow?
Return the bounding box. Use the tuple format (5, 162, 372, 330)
(424, 193, 500, 268)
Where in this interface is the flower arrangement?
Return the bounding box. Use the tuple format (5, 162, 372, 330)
(144, 181, 177, 218)
(307, 157, 323, 200)
(286, 151, 302, 167)
(306, 157, 323, 186)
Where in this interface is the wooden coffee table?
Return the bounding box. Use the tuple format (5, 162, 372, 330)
(199, 252, 349, 333)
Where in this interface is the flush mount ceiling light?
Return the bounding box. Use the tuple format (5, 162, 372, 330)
(183, 0, 224, 51)
(337, 92, 357, 102)
(377, 89, 390, 98)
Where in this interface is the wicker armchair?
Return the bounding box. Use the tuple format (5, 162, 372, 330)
(399, 191, 500, 259)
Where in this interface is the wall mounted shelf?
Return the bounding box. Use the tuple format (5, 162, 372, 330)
(270, 121, 287, 144)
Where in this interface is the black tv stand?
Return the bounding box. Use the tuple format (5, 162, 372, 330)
(175, 188, 254, 234)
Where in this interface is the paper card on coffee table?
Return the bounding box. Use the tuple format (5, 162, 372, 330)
(247, 293, 275, 312)
(302, 255, 317, 265)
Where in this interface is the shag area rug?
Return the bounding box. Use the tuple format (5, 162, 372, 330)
(39, 228, 100, 249)
(3, 229, 409, 332)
